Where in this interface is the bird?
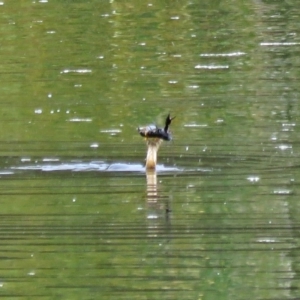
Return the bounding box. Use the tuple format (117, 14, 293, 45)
(138, 114, 175, 169)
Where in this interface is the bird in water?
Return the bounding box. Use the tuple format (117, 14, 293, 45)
(138, 114, 175, 169)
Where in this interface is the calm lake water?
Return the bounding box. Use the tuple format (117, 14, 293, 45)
(0, 0, 300, 299)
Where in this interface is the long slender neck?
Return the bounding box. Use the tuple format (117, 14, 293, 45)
(146, 139, 162, 170)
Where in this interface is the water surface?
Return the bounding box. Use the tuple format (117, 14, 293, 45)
(0, 0, 300, 299)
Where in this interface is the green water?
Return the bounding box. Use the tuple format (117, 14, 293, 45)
(0, 0, 300, 299)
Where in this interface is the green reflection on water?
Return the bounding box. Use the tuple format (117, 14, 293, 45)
(0, 0, 299, 299)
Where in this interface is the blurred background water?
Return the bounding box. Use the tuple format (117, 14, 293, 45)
(0, 0, 300, 299)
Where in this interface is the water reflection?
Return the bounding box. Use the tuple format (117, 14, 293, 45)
(146, 169, 158, 204)
(146, 170, 171, 215)
(146, 169, 172, 241)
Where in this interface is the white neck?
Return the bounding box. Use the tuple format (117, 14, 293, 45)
(146, 139, 162, 169)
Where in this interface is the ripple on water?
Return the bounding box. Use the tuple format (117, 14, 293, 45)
(60, 69, 92, 74)
(100, 129, 122, 135)
(260, 42, 300, 46)
(68, 118, 92, 122)
(247, 176, 260, 183)
(275, 144, 292, 151)
(200, 52, 246, 57)
(184, 124, 208, 128)
(273, 189, 293, 195)
(195, 64, 229, 69)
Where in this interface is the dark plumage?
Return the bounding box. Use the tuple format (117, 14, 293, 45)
(138, 114, 175, 141)
(138, 114, 175, 169)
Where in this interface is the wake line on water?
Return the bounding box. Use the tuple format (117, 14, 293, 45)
(11, 161, 179, 173)
(8, 161, 212, 174)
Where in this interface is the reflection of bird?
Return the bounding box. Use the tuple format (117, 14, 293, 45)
(138, 114, 175, 169)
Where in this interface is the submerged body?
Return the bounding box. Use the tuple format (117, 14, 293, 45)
(138, 114, 175, 169)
